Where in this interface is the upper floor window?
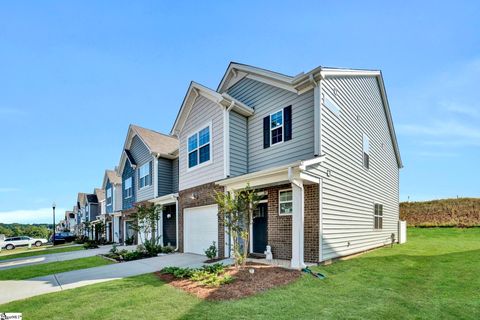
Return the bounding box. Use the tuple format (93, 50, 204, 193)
(188, 125, 211, 169)
(363, 134, 370, 169)
(279, 189, 293, 215)
(263, 106, 292, 149)
(139, 162, 152, 189)
(374, 204, 383, 229)
(125, 177, 133, 198)
(106, 188, 112, 205)
(270, 110, 283, 145)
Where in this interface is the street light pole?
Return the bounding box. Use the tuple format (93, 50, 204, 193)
(52, 202, 56, 246)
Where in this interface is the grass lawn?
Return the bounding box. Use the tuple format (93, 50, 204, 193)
(0, 246, 84, 261)
(0, 256, 113, 280)
(1, 228, 479, 319)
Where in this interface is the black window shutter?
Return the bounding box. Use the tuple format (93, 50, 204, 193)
(284, 105, 292, 141)
(263, 116, 270, 149)
(149, 161, 153, 186)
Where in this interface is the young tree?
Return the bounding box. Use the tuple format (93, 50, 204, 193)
(130, 203, 162, 255)
(215, 184, 259, 268)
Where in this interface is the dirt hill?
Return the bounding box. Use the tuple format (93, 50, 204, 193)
(400, 198, 480, 227)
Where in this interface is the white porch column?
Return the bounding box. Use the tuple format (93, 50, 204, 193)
(291, 180, 305, 269)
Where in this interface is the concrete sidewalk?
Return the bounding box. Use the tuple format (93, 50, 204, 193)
(0, 245, 137, 270)
(0, 253, 208, 305)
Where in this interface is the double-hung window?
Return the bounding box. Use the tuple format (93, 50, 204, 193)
(270, 110, 283, 145)
(374, 204, 383, 229)
(363, 134, 370, 169)
(139, 162, 151, 188)
(279, 189, 293, 215)
(125, 177, 133, 198)
(188, 125, 211, 169)
(106, 188, 112, 205)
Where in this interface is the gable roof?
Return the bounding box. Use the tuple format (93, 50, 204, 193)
(171, 81, 254, 136)
(118, 124, 179, 174)
(86, 193, 98, 204)
(77, 192, 87, 207)
(94, 188, 105, 202)
(102, 169, 122, 189)
(217, 62, 402, 168)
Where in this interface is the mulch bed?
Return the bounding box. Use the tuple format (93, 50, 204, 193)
(155, 262, 301, 301)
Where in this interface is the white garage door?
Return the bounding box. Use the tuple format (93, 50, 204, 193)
(184, 204, 218, 255)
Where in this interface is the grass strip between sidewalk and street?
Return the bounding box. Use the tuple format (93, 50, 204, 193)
(0, 256, 114, 280)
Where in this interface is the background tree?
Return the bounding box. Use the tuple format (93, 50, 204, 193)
(215, 185, 259, 267)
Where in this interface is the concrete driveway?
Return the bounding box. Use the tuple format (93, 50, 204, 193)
(0, 253, 208, 305)
(0, 245, 137, 270)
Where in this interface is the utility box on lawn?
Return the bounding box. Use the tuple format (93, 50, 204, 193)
(398, 221, 407, 244)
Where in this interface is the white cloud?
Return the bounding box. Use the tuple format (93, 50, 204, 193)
(0, 207, 66, 224)
(443, 103, 480, 118)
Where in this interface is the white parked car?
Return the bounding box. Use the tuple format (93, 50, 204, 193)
(1, 236, 49, 250)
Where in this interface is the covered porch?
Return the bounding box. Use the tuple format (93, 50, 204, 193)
(149, 193, 179, 249)
(217, 157, 325, 269)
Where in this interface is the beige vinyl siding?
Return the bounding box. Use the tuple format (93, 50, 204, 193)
(227, 77, 315, 172)
(114, 184, 122, 212)
(318, 76, 399, 261)
(229, 111, 248, 176)
(130, 135, 154, 202)
(179, 95, 225, 191)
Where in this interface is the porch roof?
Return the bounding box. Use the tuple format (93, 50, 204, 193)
(216, 156, 326, 191)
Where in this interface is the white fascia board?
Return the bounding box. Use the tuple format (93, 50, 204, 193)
(220, 93, 254, 116)
(149, 193, 178, 205)
(218, 63, 294, 93)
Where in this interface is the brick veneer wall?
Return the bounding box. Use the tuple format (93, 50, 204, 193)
(266, 183, 319, 263)
(178, 182, 225, 258)
(304, 184, 319, 263)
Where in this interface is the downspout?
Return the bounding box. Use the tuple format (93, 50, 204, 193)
(175, 195, 179, 251)
(223, 100, 235, 178)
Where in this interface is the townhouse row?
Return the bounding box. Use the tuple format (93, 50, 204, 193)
(63, 62, 403, 268)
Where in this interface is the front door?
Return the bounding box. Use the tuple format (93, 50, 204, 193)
(253, 203, 268, 253)
(162, 205, 177, 247)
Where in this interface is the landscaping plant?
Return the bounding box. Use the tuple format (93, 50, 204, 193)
(160, 263, 232, 287)
(130, 203, 162, 256)
(214, 184, 259, 267)
(204, 241, 217, 260)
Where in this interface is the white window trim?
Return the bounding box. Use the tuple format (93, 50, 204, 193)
(186, 121, 213, 172)
(138, 161, 151, 190)
(106, 187, 112, 205)
(125, 177, 133, 199)
(373, 203, 383, 230)
(270, 109, 284, 147)
(278, 188, 293, 215)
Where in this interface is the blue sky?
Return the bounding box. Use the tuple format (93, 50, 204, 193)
(0, 1, 479, 223)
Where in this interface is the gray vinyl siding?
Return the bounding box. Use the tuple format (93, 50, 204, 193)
(158, 157, 173, 196)
(172, 158, 179, 193)
(227, 77, 315, 172)
(179, 95, 225, 190)
(316, 76, 399, 261)
(130, 135, 154, 201)
(114, 184, 122, 212)
(229, 111, 248, 176)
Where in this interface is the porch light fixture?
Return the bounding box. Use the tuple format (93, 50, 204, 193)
(190, 192, 199, 200)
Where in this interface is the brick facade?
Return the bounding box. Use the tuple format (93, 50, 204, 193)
(178, 182, 225, 258)
(264, 183, 319, 263)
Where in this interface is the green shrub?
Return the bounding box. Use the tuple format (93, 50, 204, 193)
(83, 241, 99, 249)
(161, 246, 175, 254)
(125, 236, 135, 245)
(160, 263, 231, 287)
(204, 242, 217, 260)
